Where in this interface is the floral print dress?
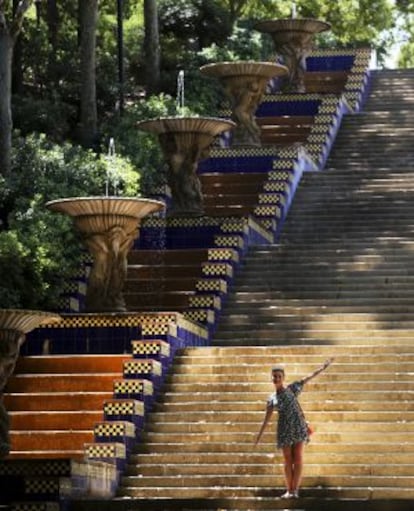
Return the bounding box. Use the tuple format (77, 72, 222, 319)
(267, 380, 309, 449)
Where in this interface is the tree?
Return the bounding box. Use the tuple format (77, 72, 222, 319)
(78, 0, 99, 148)
(0, 0, 32, 177)
(144, 0, 160, 95)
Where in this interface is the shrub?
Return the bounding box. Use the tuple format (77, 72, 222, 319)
(0, 133, 140, 310)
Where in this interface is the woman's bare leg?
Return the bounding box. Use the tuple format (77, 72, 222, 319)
(281, 445, 294, 492)
(291, 441, 304, 493)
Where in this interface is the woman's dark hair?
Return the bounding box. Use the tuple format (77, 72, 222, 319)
(272, 366, 285, 376)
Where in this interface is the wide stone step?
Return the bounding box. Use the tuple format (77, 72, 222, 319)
(130, 451, 414, 466)
(136, 439, 414, 454)
(7, 449, 84, 460)
(3, 392, 113, 411)
(167, 371, 413, 384)
(212, 338, 414, 346)
(173, 352, 414, 365)
(236, 268, 413, 279)
(232, 281, 414, 292)
(128, 265, 203, 280)
(128, 248, 209, 265)
(214, 329, 414, 341)
(116, 486, 414, 500)
(14, 354, 129, 373)
(145, 410, 414, 425)
(183, 342, 414, 353)
(119, 473, 414, 489)
(140, 431, 414, 444)
(169, 356, 414, 370)
(215, 307, 414, 320)
(217, 313, 414, 325)
(178, 344, 414, 356)
(283, 205, 414, 214)
(9, 430, 94, 451)
(125, 277, 198, 292)
(223, 296, 414, 308)
(144, 419, 414, 435)
(126, 462, 414, 477)
(9, 411, 103, 430)
(6, 374, 119, 393)
(227, 288, 414, 299)
(156, 389, 413, 402)
(159, 380, 414, 393)
(247, 244, 414, 254)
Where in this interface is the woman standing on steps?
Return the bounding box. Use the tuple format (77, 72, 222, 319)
(254, 357, 334, 499)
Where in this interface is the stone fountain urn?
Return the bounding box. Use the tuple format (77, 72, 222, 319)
(137, 117, 235, 216)
(46, 197, 164, 313)
(254, 19, 331, 93)
(200, 61, 288, 146)
(0, 309, 61, 457)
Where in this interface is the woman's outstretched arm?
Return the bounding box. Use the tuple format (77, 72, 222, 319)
(301, 357, 335, 385)
(254, 405, 273, 445)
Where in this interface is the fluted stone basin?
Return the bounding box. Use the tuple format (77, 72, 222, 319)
(137, 117, 235, 216)
(200, 61, 288, 146)
(46, 197, 165, 312)
(254, 18, 331, 92)
(0, 309, 61, 457)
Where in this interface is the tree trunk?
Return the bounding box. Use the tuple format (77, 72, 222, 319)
(0, 32, 14, 177)
(46, 0, 59, 87)
(78, 0, 98, 149)
(144, 0, 160, 95)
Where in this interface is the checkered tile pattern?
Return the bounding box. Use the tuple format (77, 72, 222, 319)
(314, 114, 335, 125)
(85, 442, 126, 459)
(258, 193, 285, 205)
(220, 220, 248, 233)
(263, 92, 321, 102)
(272, 159, 295, 170)
(263, 181, 290, 193)
(195, 279, 227, 293)
(188, 294, 221, 308)
(141, 323, 175, 336)
(103, 399, 145, 416)
(13, 504, 58, 511)
(210, 145, 281, 158)
(25, 478, 59, 495)
(123, 359, 162, 376)
(202, 263, 233, 278)
(94, 421, 135, 438)
(277, 147, 298, 158)
(214, 235, 243, 248)
(114, 378, 153, 395)
(0, 460, 70, 476)
(207, 248, 239, 263)
(310, 124, 331, 134)
(131, 340, 170, 357)
(317, 103, 339, 114)
(184, 309, 215, 324)
(259, 218, 277, 231)
(308, 134, 328, 143)
(254, 205, 282, 217)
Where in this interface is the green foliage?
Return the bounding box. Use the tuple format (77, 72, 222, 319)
(0, 231, 30, 308)
(158, 0, 234, 93)
(0, 133, 140, 310)
(12, 94, 77, 142)
(102, 94, 181, 195)
(398, 40, 414, 67)
(298, 0, 395, 50)
(159, 0, 232, 47)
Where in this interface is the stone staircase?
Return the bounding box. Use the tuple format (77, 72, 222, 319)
(213, 68, 414, 347)
(117, 345, 414, 508)
(112, 69, 414, 509)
